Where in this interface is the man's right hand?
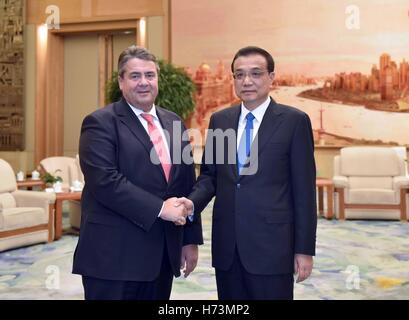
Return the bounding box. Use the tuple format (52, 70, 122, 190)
(161, 197, 188, 225)
(173, 197, 194, 226)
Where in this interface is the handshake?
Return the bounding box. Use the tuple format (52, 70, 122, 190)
(160, 197, 194, 226)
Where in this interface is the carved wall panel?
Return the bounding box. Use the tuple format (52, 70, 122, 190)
(0, 0, 24, 150)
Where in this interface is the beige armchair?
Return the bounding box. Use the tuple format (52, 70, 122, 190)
(67, 155, 83, 229)
(40, 156, 83, 229)
(333, 146, 409, 221)
(0, 159, 56, 252)
(39, 156, 77, 189)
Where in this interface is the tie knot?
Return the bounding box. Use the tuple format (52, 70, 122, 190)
(246, 112, 255, 122)
(141, 113, 154, 124)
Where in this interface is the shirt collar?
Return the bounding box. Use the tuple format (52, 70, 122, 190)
(126, 101, 158, 120)
(240, 96, 271, 124)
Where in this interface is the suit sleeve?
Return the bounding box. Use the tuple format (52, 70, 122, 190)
(79, 113, 163, 232)
(181, 123, 204, 246)
(290, 113, 317, 256)
(188, 115, 217, 214)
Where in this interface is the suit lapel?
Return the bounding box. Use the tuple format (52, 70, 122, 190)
(115, 99, 168, 183)
(254, 98, 284, 155)
(225, 106, 241, 181)
(115, 99, 153, 154)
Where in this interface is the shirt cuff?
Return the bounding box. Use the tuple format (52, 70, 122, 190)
(158, 202, 165, 217)
(188, 203, 195, 222)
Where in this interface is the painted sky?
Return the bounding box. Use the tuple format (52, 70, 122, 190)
(172, 0, 409, 77)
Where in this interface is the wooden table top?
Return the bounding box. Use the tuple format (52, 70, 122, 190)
(316, 177, 333, 186)
(16, 179, 45, 188)
(54, 189, 82, 200)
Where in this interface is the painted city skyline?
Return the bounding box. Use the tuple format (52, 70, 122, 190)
(172, 0, 409, 77)
(172, 1, 409, 146)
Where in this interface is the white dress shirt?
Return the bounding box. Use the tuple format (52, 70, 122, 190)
(127, 102, 171, 160)
(236, 96, 271, 150)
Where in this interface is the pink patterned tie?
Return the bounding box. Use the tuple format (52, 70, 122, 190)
(140, 113, 171, 182)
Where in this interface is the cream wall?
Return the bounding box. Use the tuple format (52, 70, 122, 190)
(315, 148, 339, 178)
(63, 35, 99, 158)
(113, 33, 137, 72)
(111, 16, 164, 72)
(148, 16, 163, 60)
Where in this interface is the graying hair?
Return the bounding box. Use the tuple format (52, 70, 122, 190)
(118, 45, 160, 78)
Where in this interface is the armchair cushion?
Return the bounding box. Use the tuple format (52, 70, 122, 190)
(349, 176, 393, 189)
(0, 193, 16, 208)
(12, 190, 56, 206)
(333, 175, 349, 188)
(347, 189, 398, 205)
(340, 147, 401, 176)
(0, 159, 17, 193)
(393, 176, 409, 189)
(0, 207, 46, 231)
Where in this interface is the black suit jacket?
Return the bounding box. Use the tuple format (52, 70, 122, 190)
(72, 98, 203, 281)
(189, 98, 316, 275)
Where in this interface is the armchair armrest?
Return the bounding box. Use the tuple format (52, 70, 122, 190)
(333, 175, 349, 188)
(12, 190, 56, 207)
(393, 176, 409, 189)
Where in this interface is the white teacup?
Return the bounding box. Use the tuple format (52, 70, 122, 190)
(72, 180, 83, 190)
(31, 170, 40, 180)
(53, 181, 62, 193)
(16, 171, 25, 181)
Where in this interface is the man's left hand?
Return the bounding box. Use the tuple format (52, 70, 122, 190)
(294, 254, 313, 283)
(180, 244, 198, 278)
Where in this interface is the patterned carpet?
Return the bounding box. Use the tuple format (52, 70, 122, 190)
(1, 200, 409, 300)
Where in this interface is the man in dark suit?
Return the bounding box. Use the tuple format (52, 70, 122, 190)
(72, 46, 203, 300)
(177, 46, 317, 300)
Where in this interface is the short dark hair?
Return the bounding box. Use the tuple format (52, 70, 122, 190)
(118, 45, 159, 78)
(231, 46, 275, 73)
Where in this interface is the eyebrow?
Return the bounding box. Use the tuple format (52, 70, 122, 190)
(234, 67, 265, 71)
(129, 71, 155, 74)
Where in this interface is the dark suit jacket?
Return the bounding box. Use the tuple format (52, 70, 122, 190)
(189, 98, 316, 275)
(72, 98, 203, 281)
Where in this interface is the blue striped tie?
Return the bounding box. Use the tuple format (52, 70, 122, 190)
(237, 112, 255, 174)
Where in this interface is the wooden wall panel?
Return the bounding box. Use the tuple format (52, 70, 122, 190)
(35, 30, 64, 164)
(45, 33, 64, 157)
(27, 0, 164, 24)
(98, 34, 113, 106)
(34, 26, 47, 164)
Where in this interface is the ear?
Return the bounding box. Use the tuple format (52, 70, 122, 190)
(118, 75, 123, 90)
(269, 72, 275, 89)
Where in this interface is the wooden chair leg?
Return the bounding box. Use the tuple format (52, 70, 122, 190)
(327, 185, 334, 219)
(337, 188, 345, 220)
(318, 186, 324, 215)
(47, 204, 54, 242)
(400, 189, 407, 222)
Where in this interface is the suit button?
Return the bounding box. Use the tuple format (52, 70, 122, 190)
(237, 183, 241, 189)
